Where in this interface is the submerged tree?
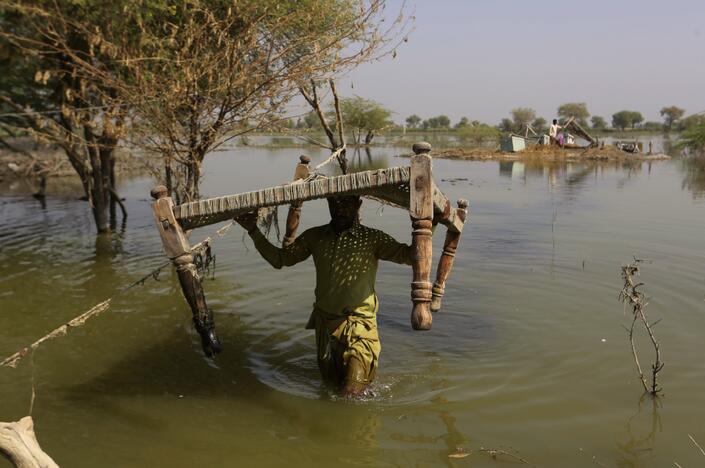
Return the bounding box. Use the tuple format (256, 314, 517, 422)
(0, 0, 129, 233)
(13, 0, 409, 203)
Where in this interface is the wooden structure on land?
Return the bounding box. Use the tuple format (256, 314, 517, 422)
(150, 142, 469, 355)
(562, 117, 597, 147)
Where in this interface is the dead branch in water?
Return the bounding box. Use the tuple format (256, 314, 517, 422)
(689, 434, 705, 456)
(618, 258, 664, 395)
(0, 416, 59, 468)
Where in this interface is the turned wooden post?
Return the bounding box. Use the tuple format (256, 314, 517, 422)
(431, 199, 468, 312)
(410, 142, 434, 330)
(282, 155, 311, 247)
(150, 185, 221, 356)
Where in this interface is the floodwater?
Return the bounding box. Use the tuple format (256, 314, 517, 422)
(1, 145, 705, 467)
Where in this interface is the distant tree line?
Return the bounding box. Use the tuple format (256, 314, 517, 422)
(494, 102, 694, 134)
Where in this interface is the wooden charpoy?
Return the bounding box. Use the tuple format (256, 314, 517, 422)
(150, 142, 469, 355)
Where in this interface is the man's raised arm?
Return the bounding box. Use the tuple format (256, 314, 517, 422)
(375, 230, 412, 266)
(236, 212, 311, 269)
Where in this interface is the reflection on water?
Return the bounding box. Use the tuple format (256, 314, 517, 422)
(616, 396, 662, 468)
(680, 155, 705, 198)
(2, 145, 705, 467)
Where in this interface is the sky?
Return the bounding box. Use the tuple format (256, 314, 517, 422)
(332, 0, 705, 126)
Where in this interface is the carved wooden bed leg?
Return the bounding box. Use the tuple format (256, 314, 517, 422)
(282, 202, 302, 247)
(410, 142, 434, 330)
(282, 155, 311, 247)
(431, 199, 468, 312)
(151, 185, 221, 356)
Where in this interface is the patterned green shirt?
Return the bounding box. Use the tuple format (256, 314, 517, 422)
(249, 222, 412, 321)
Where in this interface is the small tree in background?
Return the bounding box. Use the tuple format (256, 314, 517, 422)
(511, 107, 536, 132)
(336, 96, 392, 145)
(405, 114, 421, 129)
(532, 117, 547, 134)
(591, 116, 607, 130)
(660, 106, 685, 132)
(499, 118, 514, 133)
(612, 111, 644, 131)
(422, 115, 451, 129)
(458, 124, 500, 146)
(558, 102, 590, 127)
(455, 117, 470, 129)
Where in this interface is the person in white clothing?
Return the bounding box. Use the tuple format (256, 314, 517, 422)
(549, 119, 564, 146)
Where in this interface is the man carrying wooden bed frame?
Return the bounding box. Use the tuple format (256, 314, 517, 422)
(236, 195, 414, 396)
(150, 142, 468, 394)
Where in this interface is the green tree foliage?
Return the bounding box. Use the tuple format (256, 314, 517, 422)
(457, 124, 500, 146)
(678, 114, 705, 132)
(455, 117, 470, 128)
(660, 106, 685, 131)
(612, 111, 644, 130)
(511, 107, 536, 132)
(336, 96, 392, 144)
(499, 118, 513, 133)
(558, 102, 590, 127)
(405, 114, 421, 129)
(422, 115, 451, 129)
(677, 122, 705, 152)
(303, 112, 321, 129)
(591, 116, 607, 129)
(642, 121, 663, 132)
(532, 117, 547, 133)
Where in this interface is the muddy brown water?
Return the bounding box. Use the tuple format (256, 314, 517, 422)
(1, 147, 705, 467)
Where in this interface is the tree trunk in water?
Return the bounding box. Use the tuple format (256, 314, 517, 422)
(84, 126, 122, 233)
(182, 151, 205, 202)
(365, 131, 375, 145)
(85, 129, 109, 233)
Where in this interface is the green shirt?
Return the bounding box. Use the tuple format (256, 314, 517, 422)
(249, 223, 412, 322)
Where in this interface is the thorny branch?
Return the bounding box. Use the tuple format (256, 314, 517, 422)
(0, 236, 217, 369)
(618, 258, 664, 395)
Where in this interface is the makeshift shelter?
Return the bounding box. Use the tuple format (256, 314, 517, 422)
(150, 142, 469, 356)
(561, 117, 597, 147)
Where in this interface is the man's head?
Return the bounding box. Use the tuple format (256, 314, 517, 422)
(327, 195, 362, 232)
(553, 119, 558, 125)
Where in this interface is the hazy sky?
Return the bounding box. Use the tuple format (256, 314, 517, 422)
(334, 0, 705, 125)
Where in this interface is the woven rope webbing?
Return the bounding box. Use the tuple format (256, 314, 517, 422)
(174, 166, 411, 230)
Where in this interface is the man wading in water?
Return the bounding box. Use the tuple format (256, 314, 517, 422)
(236, 195, 412, 396)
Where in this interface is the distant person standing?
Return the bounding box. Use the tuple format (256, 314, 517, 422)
(549, 119, 564, 146)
